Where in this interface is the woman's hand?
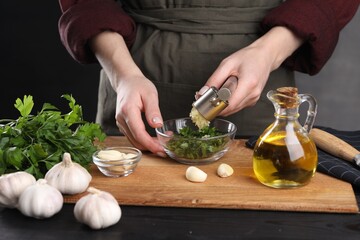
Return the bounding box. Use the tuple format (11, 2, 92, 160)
(114, 73, 165, 155)
(201, 26, 303, 116)
(90, 31, 165, 155)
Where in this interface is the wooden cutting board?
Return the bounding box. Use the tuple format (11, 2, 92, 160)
(64, 137, 359, 213)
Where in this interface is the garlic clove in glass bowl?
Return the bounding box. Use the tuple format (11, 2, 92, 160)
(93, 147, 142, 177)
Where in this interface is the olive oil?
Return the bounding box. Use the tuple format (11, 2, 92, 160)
(253, 87, 318, 188)
(253, 131, 318, 188)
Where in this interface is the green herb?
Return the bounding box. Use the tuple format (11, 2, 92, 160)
(0, 94, 106, 179)
(166, 126, 229, 159)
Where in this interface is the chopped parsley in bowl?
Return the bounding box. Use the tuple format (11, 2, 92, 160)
(155, 118, 237, 164)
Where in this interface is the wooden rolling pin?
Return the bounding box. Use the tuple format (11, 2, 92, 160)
(309, 128, 360, 166)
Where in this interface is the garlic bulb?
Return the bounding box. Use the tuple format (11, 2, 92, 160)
(0, 171, 36, 208)
(74, 187, 121, 229)
(45, 152, 92, 195)
(18, 179, 63, 219)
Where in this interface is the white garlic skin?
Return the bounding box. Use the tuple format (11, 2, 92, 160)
(74, 187, 121, 230)
(18, 179, 63, 219)
(0, 171, 36, 208)
(45, 152, 92, 195)
(185, 166, 207, 183)
(217, 163, 234, 178)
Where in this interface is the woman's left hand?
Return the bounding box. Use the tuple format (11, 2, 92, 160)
(200, 26, 303, 116)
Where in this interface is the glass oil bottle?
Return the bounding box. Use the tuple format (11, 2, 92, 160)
(253, 87, 318, 188)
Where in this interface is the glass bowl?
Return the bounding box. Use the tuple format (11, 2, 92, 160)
(155, 118, 237, 164)
(92, 147, 142, 177)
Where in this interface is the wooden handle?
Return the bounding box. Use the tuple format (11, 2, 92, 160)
(309, 128, 359, 162)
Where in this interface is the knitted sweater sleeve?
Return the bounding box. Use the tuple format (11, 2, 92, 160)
(58, 0, 136, 64)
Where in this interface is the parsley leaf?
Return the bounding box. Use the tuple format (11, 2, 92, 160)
(14, 95, 34, 117)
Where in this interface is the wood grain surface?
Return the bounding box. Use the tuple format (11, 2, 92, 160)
(64, 137, 359, 213)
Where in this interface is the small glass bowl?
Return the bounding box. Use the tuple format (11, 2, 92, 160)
(155, 118, 237, 165)
(92, 147, 142, 177)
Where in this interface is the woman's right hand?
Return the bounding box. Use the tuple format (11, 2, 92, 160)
(114, 73, 165, 155)
(90, 31, 165, 156)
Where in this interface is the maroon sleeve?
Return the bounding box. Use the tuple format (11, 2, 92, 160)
(58, 0, 136, 64)
(262, 0, 360, 75)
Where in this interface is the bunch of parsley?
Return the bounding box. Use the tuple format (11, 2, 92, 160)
(0, 95, 106, 179)
(167, 126, 229, 159)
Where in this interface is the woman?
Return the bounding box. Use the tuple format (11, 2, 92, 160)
(58, 0, 359, 156)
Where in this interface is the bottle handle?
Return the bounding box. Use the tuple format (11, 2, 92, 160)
(299, 94, 318, 132)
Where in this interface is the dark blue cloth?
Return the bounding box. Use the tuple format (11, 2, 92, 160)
(246, 127, 360, 187)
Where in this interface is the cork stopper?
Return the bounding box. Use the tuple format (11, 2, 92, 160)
(275, 87, 299, 108)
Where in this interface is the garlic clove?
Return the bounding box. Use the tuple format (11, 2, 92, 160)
(74, 187, 121, 230)
(18, 179, 63, 219)
(0, 171, 36, 208)
(45, 152, 92, 195)
(185, 166, 207, 183)
(97, 150, 126, 161)
(217, 163, 234, 178)
(125, 153, 137, 159)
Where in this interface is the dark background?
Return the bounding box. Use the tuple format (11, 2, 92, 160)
(1, 1, 359, 130)
(1, 1, 100, 122)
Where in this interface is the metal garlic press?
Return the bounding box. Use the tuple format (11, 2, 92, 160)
(192, 76, 238, 121)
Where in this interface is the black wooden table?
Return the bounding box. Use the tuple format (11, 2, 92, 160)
(1, 187, 360, 240)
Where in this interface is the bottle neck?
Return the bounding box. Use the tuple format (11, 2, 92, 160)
(274, 107, 299, 120)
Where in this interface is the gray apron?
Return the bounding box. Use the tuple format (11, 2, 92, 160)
(96, 0, 294, 137)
